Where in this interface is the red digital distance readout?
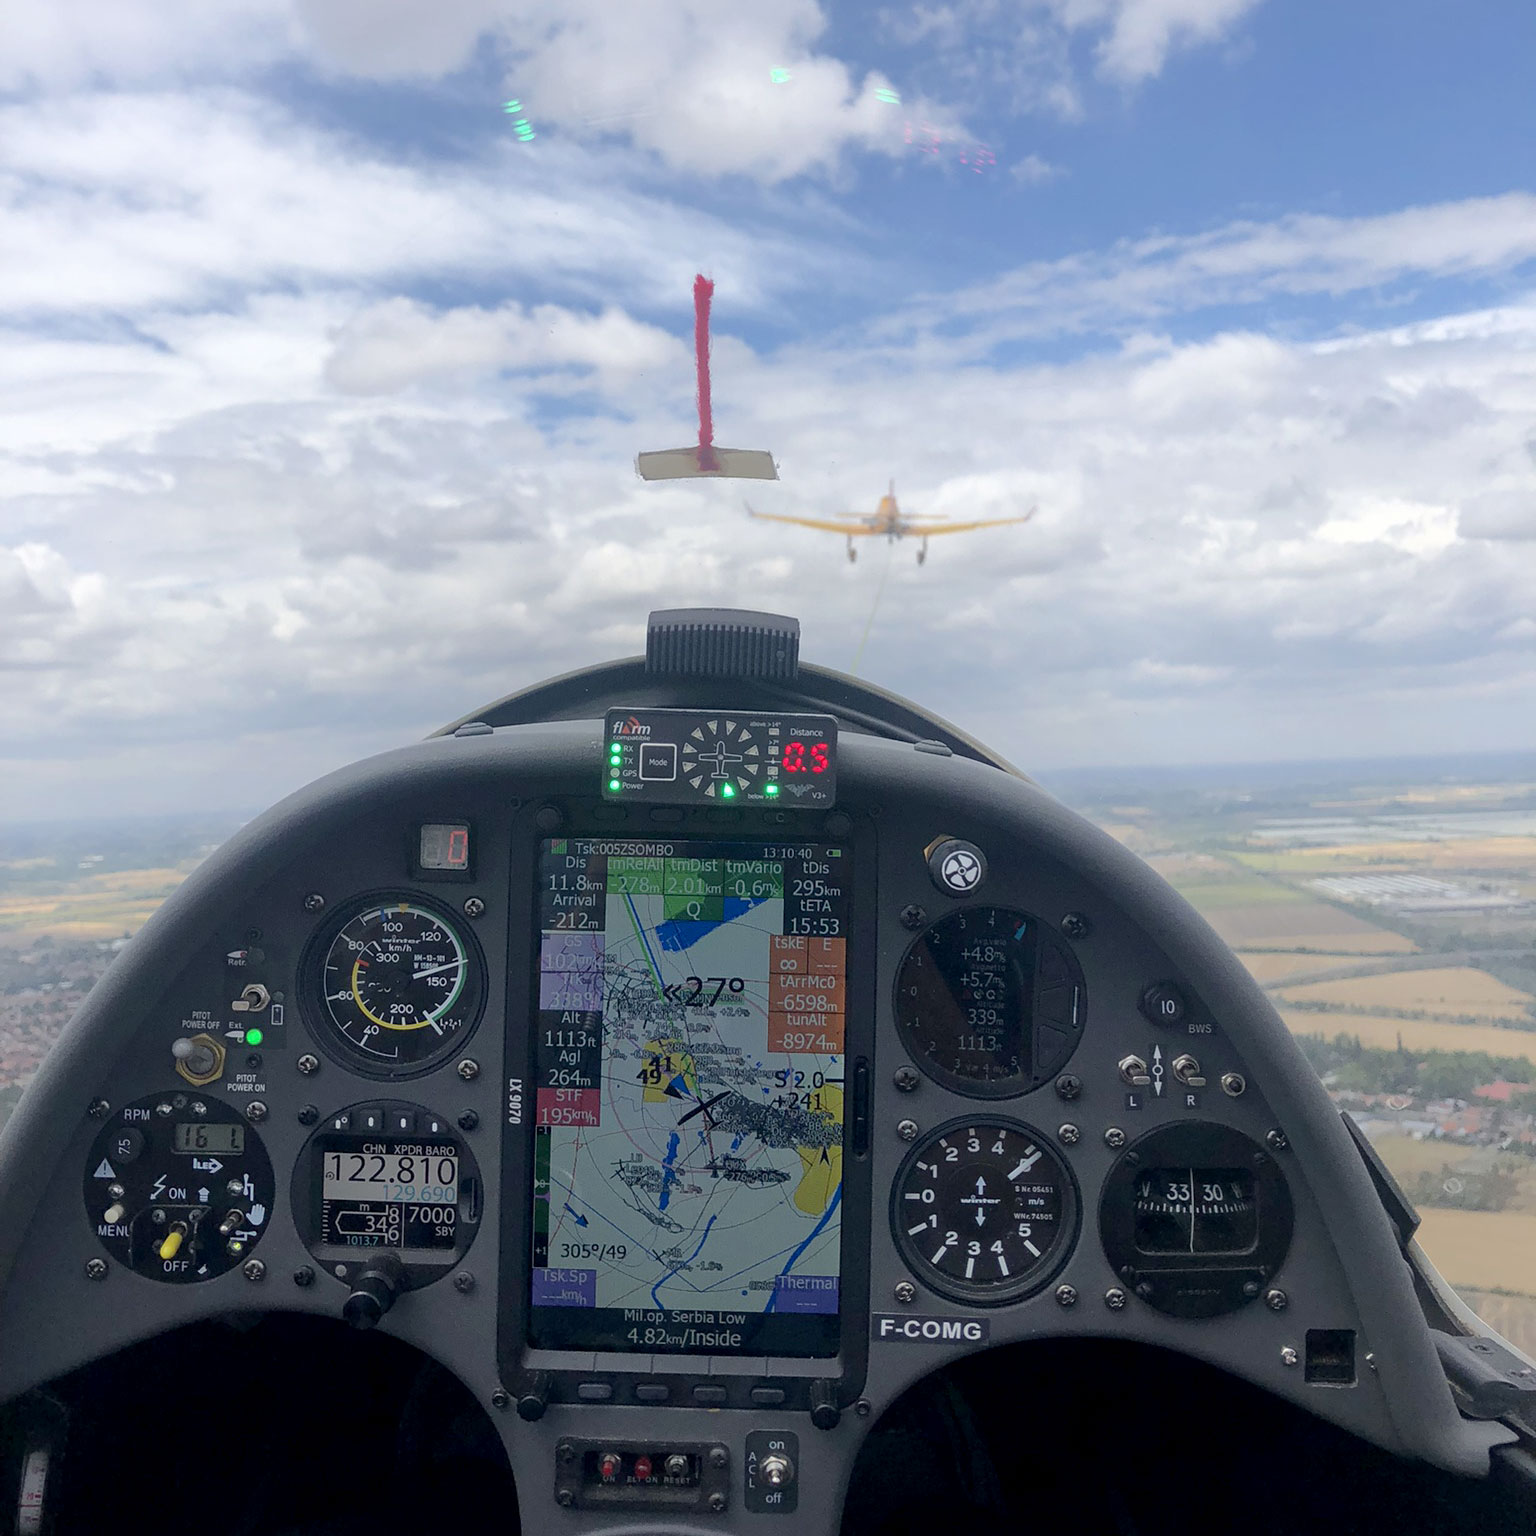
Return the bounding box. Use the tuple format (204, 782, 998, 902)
(782, 741, 830, 774)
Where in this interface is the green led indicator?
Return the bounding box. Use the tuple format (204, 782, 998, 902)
(765, 783, 779, 796)
(721, 783, 735, 798)
(245, 1027, 264, 1046)
(608, 778, 621, 792)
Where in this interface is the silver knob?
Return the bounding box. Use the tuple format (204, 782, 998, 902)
(172, 1037, 218, 1076)
(760, 1454, 794, 1488)
(1117, 1055, 1151, 1087)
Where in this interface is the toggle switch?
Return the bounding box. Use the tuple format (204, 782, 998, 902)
(102, 1203, 125, 1225)
(1170, 1054, 1207, 1088)
(158, 1223, 187, 1261)
(1118, 1054, 1152, 1087)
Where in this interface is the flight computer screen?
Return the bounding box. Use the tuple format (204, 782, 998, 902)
(529, 836, 849, 1357)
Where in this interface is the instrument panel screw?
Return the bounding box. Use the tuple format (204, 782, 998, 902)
(457, 1058, 480, 1081)
(453, 1271, 476, 1294)
(463, 897, 486, 918)
(84, 1258, 108, 1281)
(1104, 1287, 1127, 1310)
(242, 1258, 266, 1282)
(1060, 912, 1091, 940)
(190, 1100, 208, 1117)
(708, 1493, 728, 1513)
(1057, 1123, 1080, 1146)
(1365, 1353, 1377, 1372)
(899, 905, 927, 931)
(1242, 1280, 1261, 1298)
(293, 1266, 315, 1288)
(709, 1447, 729, 1470)
(457, 1109, 480, 1132)
(1265, 1128, 1289, 1152)
(1280, 1347, 1299, 1368)
(1054, 1073, 1082, 1101)
(894, 1280, 917, 1304)
(896, 1119, 919, 1142)
(87, 1099, 111, 1120)
(558, 1443, 576, 1464)
(1265, 1289, 1288, 1312)
(298, 1105, 319, 1126)
(246, 1100, 268, 1123)
(1135, 1281, 1155, 1300)
(1055, 1283, 1078, 1308)
(555, 1490, 575, 1508)
(303, 892, 325, 912)
(854, 1398, 872, 1417)
(893, 1066, 921, 1093)
(1103, 1126, 1127, 1149)
(491, 1389, 511, 1411)
(296, 1054, 320, 1076)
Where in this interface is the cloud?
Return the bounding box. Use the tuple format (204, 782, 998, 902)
(323, 297, 682, 395)
(0, 91, 840, 323)
(887, 194, 1536, 348)
(294, 0, 923, 181)
(1051, 0, 1265, 84)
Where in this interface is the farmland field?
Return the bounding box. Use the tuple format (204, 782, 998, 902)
(1274, 966, 1536, 1021)
(1416, 1208, 1536, 1297)
(1282, 1013, 1536, 1063)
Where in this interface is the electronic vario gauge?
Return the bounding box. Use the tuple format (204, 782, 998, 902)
(894, 906, 1085, 1097)
(300, 894, 486, 1078)
(891, 1119, 1078, 1306)
(84, 1094, 275, 1283)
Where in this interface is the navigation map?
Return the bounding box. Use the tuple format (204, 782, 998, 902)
(529, 837, 849, 1357)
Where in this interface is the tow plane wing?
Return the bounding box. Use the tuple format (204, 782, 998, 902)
(902, 507, 1037, 536)
(745, 506, 880, 535)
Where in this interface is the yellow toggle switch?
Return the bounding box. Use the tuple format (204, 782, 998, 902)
(158, 1224, 187, 1261)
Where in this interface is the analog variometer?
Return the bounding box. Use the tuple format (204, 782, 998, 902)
(302, 895, 486, 1077)
(894, 906, 1084, 1097)
(891, 1118, 1078, 1305)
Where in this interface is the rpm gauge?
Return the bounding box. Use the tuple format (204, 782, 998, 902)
(302, 895, 486, 1077)
(891, 1118, 1078, 1305)
(894, 906, 1085, 1097)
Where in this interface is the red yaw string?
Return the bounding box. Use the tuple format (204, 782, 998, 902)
(693, 273, 719, 472)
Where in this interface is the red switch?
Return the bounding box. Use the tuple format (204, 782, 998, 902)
(634, 1455, 653, 1481)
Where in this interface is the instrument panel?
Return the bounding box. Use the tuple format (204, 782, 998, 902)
(0, 691, 1487, 1536)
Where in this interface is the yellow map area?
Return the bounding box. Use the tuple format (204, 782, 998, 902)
(793, 1084, 843, 1216)
(640, 1039, 699, 1103)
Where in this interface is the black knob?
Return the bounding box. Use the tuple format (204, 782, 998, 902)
(516, 1371, 553, 1422)
(341, 1251, 406, 1329)
(809, 1378, 841, 1431)
(1140, 981, 1187, 1026)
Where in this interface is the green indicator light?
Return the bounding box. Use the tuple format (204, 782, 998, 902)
(721, 783, 736, 798)
(608, 778, 621, 792)
(245, 1027, 264, 1046)
(765, 783, 779, 796)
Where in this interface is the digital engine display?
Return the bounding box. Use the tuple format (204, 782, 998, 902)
(418, 822, 470, 871)
(172, 1123, 246, 1154)
(319, 1142, 461, 1253)
(529, 836, 850, 1357)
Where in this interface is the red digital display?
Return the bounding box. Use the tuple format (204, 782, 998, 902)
(783, 742, 830, 775)
(419, 822, 471, 872)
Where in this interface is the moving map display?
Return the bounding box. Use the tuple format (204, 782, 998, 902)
(529, 837, 849, 1357)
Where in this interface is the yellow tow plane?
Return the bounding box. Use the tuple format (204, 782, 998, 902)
(746, 482, 1035, 564)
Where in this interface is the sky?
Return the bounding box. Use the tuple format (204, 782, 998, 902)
(3, 0, 1536, 819)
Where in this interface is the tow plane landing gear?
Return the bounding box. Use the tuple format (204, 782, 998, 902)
(917, 537, 929, 566)
(847, 538, 858, 564)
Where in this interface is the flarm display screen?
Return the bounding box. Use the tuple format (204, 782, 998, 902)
(529, 836, 850, 1357)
